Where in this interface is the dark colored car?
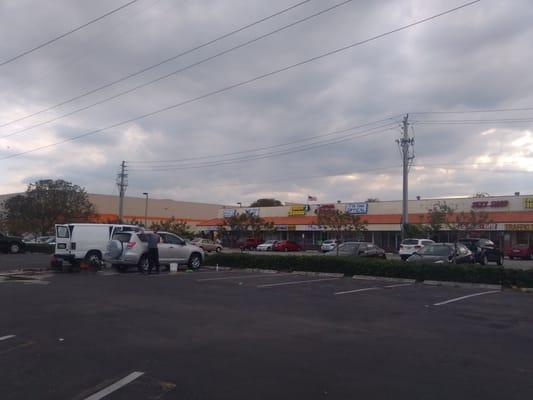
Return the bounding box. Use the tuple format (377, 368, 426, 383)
(237, 238, 263, 251)
(507, 244, 533, 260)
(458, 238, 503, 266)
(406, 243, 474, 264)
(0, 232, 25, 254)
(273, 240, 302, 252)
(326, 242, 386, 258)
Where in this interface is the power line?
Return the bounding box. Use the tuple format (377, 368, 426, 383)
(0, 0, 480, 161)
(411, 106, 533, 115)
(0, 0, 141, 68)
(0, 0, 311, 130)
(128, 124, 397, 171)
(414, 117, 533, 125)
(127, 115, 402, 164)
(1, 0, 352, 140)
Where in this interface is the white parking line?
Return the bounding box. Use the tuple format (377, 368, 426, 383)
(334, 287, 380, 295)
(433, 290, 500, 306)
(384, 283, 413, 289)
(0, 335, 16, 341)
(197, 273, 290, 282)
(83, 371, 144, 400)
(257, 278, 339, 288)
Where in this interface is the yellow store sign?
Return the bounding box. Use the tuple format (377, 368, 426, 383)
(525, 198, 533, 209)
(288, 206, 306, 216)
(505, 224, 533, 231)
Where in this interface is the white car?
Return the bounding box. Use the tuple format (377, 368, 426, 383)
(256, 240, 278, 251)
(399, 238, 435, 260)
(321, 239, 341, 253)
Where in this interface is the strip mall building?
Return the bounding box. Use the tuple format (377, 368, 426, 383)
(198, 194, 533, 252)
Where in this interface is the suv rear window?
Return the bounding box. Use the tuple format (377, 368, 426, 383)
(402, 239, 419, 245)
(112, 233, 131, 243)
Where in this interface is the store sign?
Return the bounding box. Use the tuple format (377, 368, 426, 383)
(525, 198, 533, 209)
(276, 225, 288, 231)
(346, 202, 368, 215)
(307, 225, 322, 230)
(223, 209, 236, 218)
(288, 205, 307, 216)
(505, 224, 533, 231)
(316, 204, 336, 214)
(472, 200, 509, 209)
(244, 207, 260, 216)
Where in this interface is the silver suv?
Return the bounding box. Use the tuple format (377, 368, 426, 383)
(104, 231, 204, 271)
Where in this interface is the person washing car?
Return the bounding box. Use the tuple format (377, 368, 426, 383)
(145, 231, 160, 274)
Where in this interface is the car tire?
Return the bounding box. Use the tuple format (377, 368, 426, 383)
(216, 247, 222, 253)
(138, 255, 148, 272)
(480, 254, 488, 266)
(188, 253, 202, 270)
(284, 247, 288, 252)
(509, 256, 514, 260)
(9, 242, 22, 254)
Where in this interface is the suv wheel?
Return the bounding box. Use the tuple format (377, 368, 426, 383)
(188, 253, 202, 270)
(9, 243, 21, 254)
(138, 255, 148, 273)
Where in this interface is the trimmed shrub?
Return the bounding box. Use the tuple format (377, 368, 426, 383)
(206, 253, 531, 287)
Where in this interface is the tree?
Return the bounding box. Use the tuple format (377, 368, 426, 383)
(250, 198, 283, 207)
(473, 192, 490, 198)
(149, 217, 193, 238)
(317, 210, 367, 255)
(450, 209, 491, 237)
(366, 198, 379, 203)
(421, 201, 455, 240)
(219, 212, 275, 243)
(3, 179, 94, 236)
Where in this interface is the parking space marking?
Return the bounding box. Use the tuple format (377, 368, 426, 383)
(433, 290, 500, 306)
(83, 371, 145, 400)
(197, 273, 290, 282)
(257, 277, 339, 288)
(334, 287, 380, 295)
(0, 335, 16, 341)
(384, 283, 413, 289)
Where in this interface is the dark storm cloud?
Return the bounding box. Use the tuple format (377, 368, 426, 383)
(0, 0, 532, 203)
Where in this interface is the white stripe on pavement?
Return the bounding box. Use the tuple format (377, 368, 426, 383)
(334, 287, 380, 295)
(433, 290, 500, 306)
(258, 278, 339, 288)
(0, 335, 16, 341)
(84, 371, 144, 400)
(197, 273, 291, 282)
(384, 283, 413, 289)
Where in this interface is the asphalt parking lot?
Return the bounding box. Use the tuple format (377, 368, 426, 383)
(1, 267, 533, 399)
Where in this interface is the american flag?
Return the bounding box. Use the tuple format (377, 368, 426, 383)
(307, 195, 317, 202)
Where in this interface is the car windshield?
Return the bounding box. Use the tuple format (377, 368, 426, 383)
(402, 239, 419, 245)
(418, 245, 451, 256)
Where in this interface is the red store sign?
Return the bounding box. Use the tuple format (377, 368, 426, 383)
(472, 200, 509, 209)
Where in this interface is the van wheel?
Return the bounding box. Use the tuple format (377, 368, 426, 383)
(188, 253, 202, 270)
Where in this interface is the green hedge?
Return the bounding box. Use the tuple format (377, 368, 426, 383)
(206, 253, 533, 288)
(24, 243, 55, 254)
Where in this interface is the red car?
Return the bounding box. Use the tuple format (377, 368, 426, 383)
(507, 244, 533, 260)
(237, 238, 263, 251)
(273, 240, 302, 252)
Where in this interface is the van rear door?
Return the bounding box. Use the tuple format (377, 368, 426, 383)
(55, 224, 71, 255)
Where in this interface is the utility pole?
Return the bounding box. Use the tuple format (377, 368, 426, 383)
(116, 161, 128, 223)
(397, 114, 415, 239)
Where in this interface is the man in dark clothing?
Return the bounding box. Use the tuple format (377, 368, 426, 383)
(146, 231, 160, 274)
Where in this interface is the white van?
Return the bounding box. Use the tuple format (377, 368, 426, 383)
(54, 224, 140, 266)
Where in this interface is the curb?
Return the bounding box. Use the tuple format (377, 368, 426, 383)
(352, 275, 416, 284)
(510, 286, 533, 293)
(292, 271, 344, 278)
(423, 280, 502, 290)
(245, 268, 280, 274)
(203, 265, 232, 271)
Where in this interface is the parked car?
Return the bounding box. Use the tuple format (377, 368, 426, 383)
(320, 239, 341, 253)
(192, 238, 222, 253)
(256, 240, 278, 251)
(237, 238, 263, 251)
(54, 223, 140, 266)
(507, 243, 533, 260)
(272, 240, 302, 252)
(406, 243, 474, 264)
(326, 242, 386, 258)
(457, 238, 503, 266)
(104, 230, 204, 271)
(0, 232, 25, 254)
(399, 238, 435, 260)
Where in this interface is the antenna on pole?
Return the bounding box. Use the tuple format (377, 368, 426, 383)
(396, 114, 414, 239)
(116, 161, 128, 222)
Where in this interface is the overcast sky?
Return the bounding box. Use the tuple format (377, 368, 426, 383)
(1, 0, 532, 206)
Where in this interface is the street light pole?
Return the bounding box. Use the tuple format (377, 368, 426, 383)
(142, 192, 149, 228)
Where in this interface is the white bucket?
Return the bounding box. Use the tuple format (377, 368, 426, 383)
(170, 263, 178, 272)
